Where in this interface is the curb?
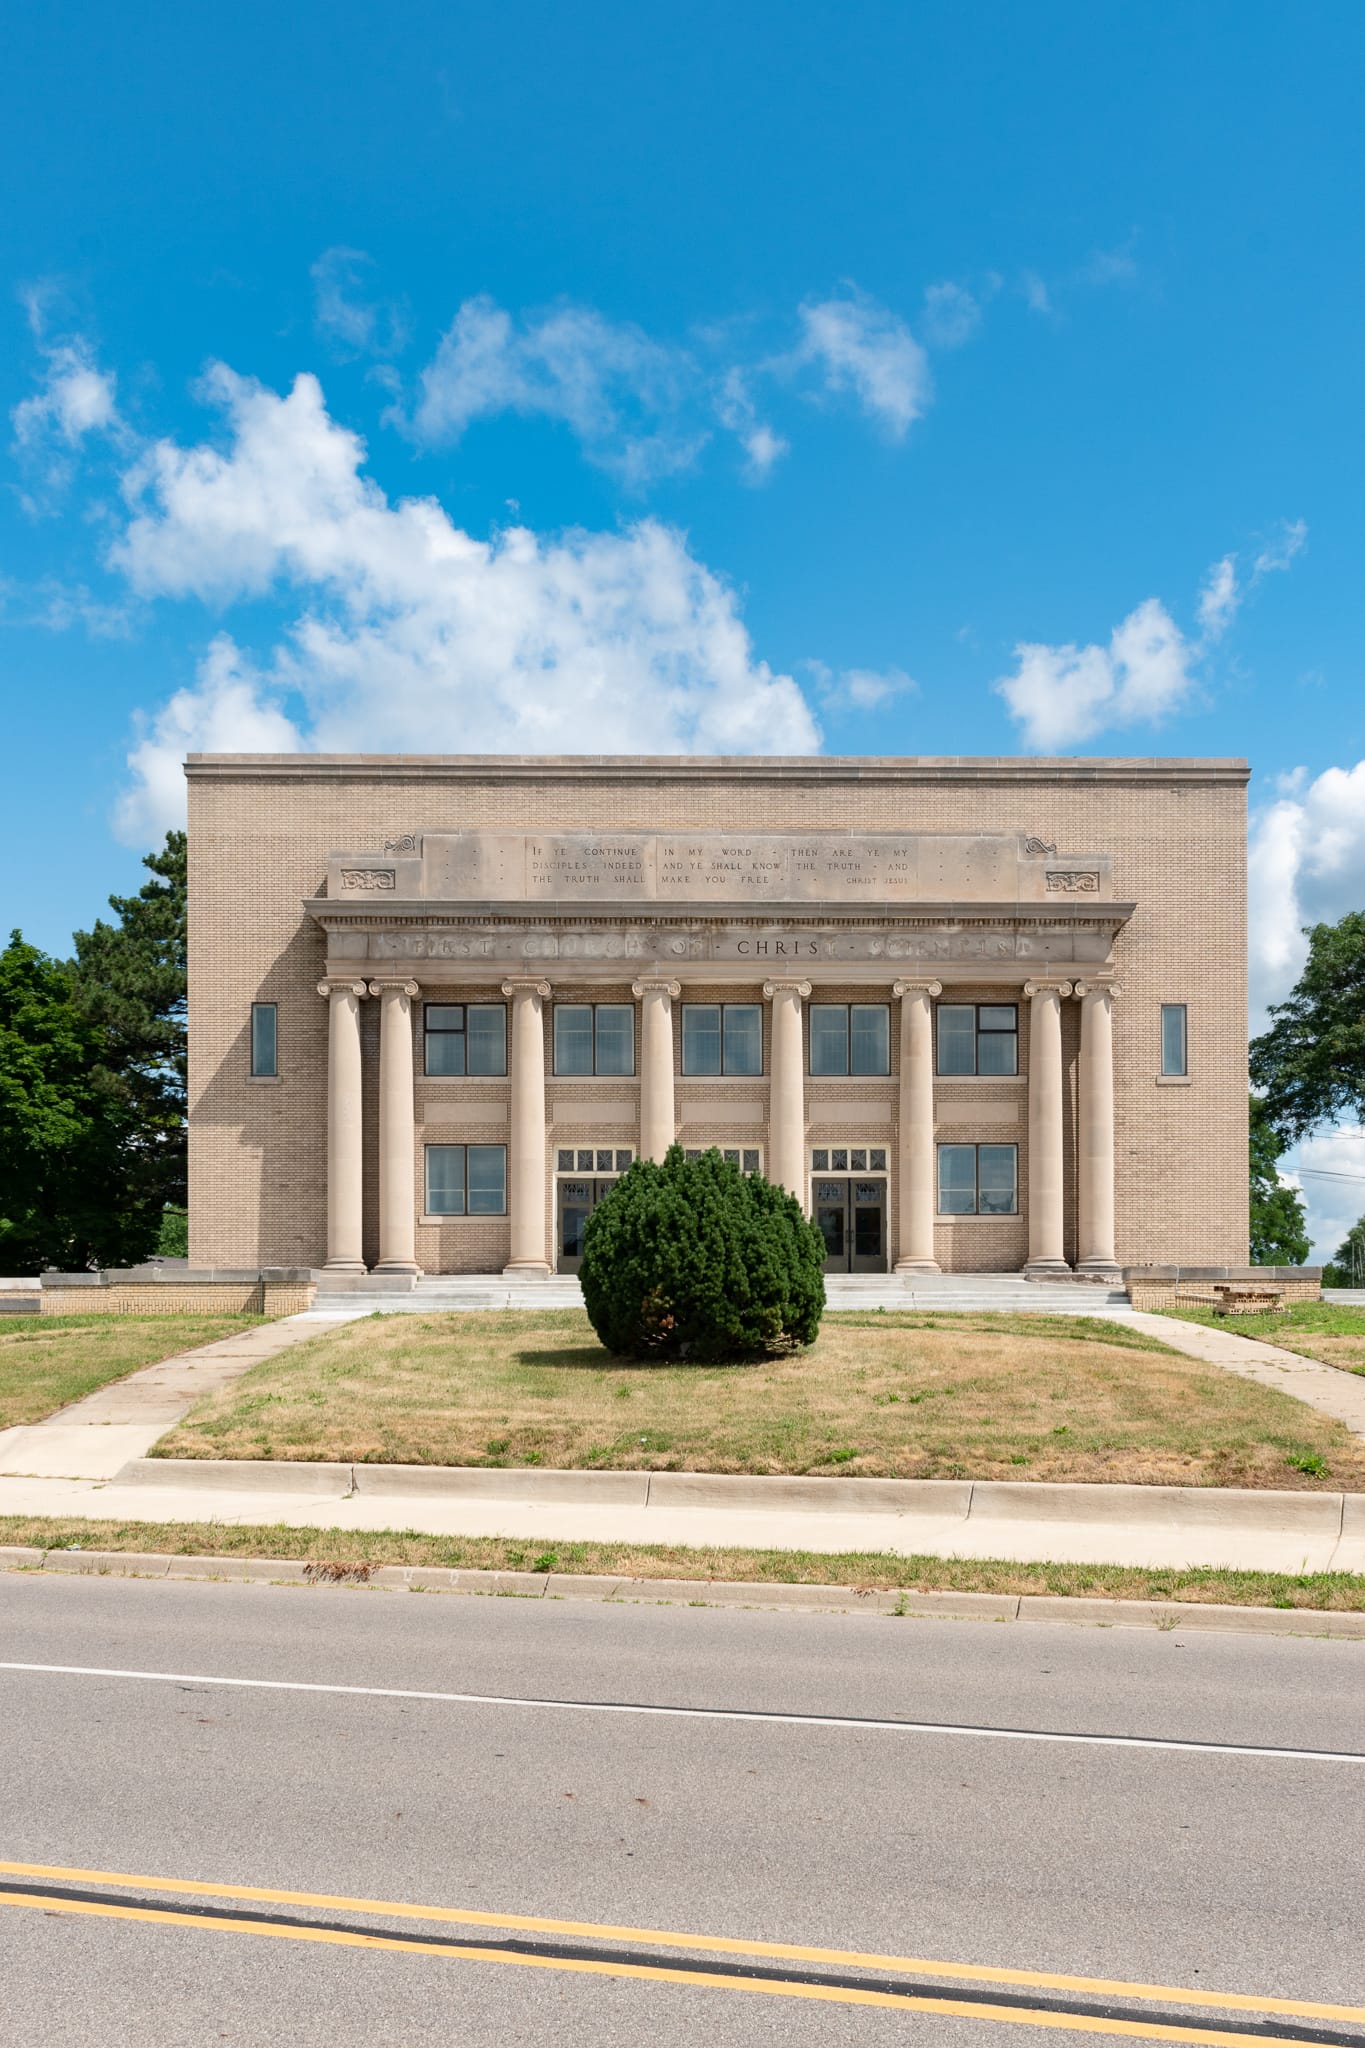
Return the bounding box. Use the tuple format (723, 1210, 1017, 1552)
(4, 1544, 1364, 1638)
(112, 1458, 1360, 1534)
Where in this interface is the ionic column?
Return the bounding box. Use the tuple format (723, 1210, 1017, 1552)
(1074, 980, 1121, 1280)
(764, 979, 811, 1205)
(502, 979, 552, 1276)
(370, 980, 421, 1275)
(633, 978, 680, 1162)
(317, 980, 370, 1274)
(1024, 979, 1073, 1278)
(893, 978, 942, 1273)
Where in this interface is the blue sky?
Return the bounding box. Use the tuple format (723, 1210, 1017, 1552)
(3, 2, 1364, 1250)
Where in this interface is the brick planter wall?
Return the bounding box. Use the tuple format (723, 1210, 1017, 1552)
(1123, 1265, 1322, 1312)
(39, 1269, 317, 1317)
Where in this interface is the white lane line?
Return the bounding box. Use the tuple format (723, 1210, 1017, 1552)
(1, 1661, 1362, 1764)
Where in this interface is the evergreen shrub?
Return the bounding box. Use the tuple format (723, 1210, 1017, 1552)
(579, 1144, 826, 1361)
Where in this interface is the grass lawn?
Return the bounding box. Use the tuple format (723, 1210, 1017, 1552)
(2, 1515, 1363, 1612)
(0, 1315, 269, 1431)
(1157, 1300, 1365, 1375)
(153, 1308, 1365, 1490)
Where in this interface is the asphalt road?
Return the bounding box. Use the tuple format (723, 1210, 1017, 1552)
(1, 1572, 1363, 2047)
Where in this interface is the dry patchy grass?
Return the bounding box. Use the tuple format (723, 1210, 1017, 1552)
(0, 1315, 269, 1430)
(1157, 1301, 1365, 1376)
(2, 1514, 1362, 1611)
(153, 1308, 1365, 1489)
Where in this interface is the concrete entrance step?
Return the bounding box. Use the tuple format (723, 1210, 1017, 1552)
(313, 1273, 1131, 1316)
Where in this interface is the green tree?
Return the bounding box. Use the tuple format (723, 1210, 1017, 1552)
(1248, 1096, 1310, 1265)
(1250, 911, 1365, 1142)
(0, 933, 162, 1271)
(1325, 1215, 1365, 1289)
(70, 830, 188, 1222)
(580, 1145, 826, 1361)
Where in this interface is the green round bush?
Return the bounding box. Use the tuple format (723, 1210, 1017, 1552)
(579, 1144, 826, 1361)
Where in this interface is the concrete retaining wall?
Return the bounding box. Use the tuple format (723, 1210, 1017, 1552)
(1123, 1265, 1322, 1312)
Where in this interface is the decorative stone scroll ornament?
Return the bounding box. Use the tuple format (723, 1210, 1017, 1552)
(1024, 837, 1057, 855)
(316, 980, 371, 1000)
(1072, 979, 1122, 1000)
(631, 978, 682, 1000)
(1023, 979, 1074, 998)
(1045, 870, 1101, 892)
(500, 978, 553, 1001)
(761, 978, 813, 1000)
(339, 868, 397, 891)
(891, 977, 943, 999)
(367, 979, 421, 999)
(383, 834, 419, 854)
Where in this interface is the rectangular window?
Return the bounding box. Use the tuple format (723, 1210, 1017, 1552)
(937, 1142, 1018, 1215)
(553, 1002, 636, 1076)
(936, 1003, 1018, 1077)
(681, 1002, 763, 1076)
(424, 1144, 508, 1216)
(809, 1003, 891, 1076)
(424, 1003, 507, 1077)
(1161, 1003, 1188, 1078)
(683, 1146, 763, 1174)
(250, 1002, 277, 1078)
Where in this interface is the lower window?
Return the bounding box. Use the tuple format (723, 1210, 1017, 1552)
(937, 1142, 1018, 1215)
(425, 1143, 507, 1216)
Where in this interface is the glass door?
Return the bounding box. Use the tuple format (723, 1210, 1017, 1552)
(556, 1177, 620, 1272)
(813, 1176, 887, 1273)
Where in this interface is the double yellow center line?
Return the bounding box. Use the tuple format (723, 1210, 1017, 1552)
(2, 1860, 1359, 2044)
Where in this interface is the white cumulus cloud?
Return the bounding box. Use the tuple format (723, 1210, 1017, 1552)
(311, 247, 410, 358)
(994, 597, 1194, 751)
(921, 281, 981, 349)
(402, 295, 704, 485)
(10, 296, 124, 510)
(107, 365, 821, 839)
(1248, 756, 1365, 1023)
(791, 292, 931, 439)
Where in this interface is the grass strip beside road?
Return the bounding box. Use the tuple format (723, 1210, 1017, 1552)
(1155, 1301, 1365, 1376)
(4, 1515, 1363, 1610)
(152, 1308, 1365, 1489)
(0, 1316, 270, 1431)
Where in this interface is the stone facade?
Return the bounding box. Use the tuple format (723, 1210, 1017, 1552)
(186, 755, 1250, 1277)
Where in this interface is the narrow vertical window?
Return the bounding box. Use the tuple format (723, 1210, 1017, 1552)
(250, 1002, 277, 1077)
(1161, 1003, 1188, 1078)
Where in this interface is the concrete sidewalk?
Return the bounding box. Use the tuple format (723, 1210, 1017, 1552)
(0, 1459, 1360, 1576)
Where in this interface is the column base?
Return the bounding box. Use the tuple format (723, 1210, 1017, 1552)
(894, 1258, 941, 1275)
(503, 1259, 553, 1278)
(1073, 1259, 1122, 1283)
(323, 1259, 368, 1276)
(374, 1259, 422, 1277)
(1023, 1259, 1073, 1280)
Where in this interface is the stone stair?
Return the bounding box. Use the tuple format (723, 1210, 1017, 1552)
(310, 1271, 1131, 1317)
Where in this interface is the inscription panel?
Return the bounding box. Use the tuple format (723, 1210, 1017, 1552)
(332, 831, 1112, 906)
(365, 922, 1115, 966)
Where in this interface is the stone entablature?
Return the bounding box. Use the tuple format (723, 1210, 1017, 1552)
(322, 827, 1113, 909)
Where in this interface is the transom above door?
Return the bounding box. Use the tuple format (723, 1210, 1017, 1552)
(554, 1145, 634, 1273)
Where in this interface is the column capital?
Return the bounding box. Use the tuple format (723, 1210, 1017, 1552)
(762, 978, 812, 999)
(631, 978, 681, 999)
(368, 979, 420, 999)
(1072, 979, 1123, 1000)
(501, 978, 552, 1000)
(1023, 978, 1074, 999)
(317, 979, 370, 999)
(892, 978, 943, 999)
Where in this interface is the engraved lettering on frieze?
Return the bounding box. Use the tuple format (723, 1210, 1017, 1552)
(340, 868, 397, 891)
(1045, 870, 1101, 893)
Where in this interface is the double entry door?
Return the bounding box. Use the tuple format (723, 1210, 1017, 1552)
(814, 1176, 888, 1273)
(557, 1177, 620, 1273)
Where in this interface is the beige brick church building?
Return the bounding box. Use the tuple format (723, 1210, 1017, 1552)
(186, 753, 1249, 1280)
